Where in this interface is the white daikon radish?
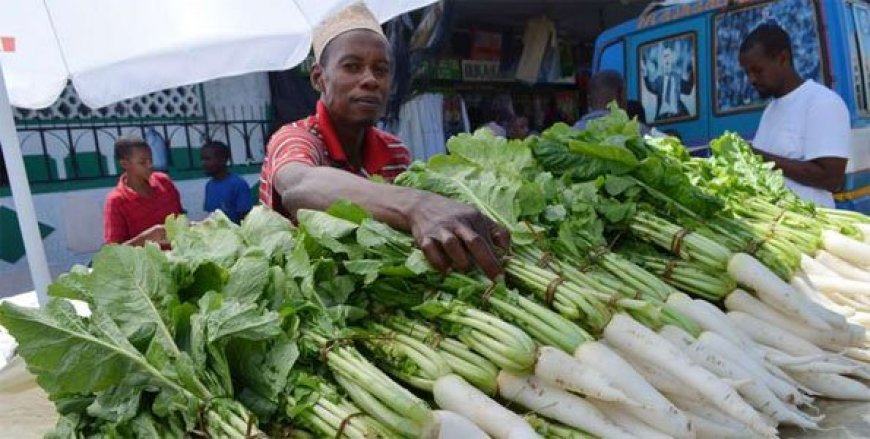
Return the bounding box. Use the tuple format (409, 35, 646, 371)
(816, 250, 870, 282)
(433, 374, 539, 439)
(729, 254, 831, 331)
(801, 254, 843, 279)
(422, 410, 491, 439)
(589, 400, 674, 439)
(791, 274, 855, 317)
(790, 275, 851, 328)
(665, 292, 755, 351)
(727, 312, 826, 357)
(724, 289, 853, 349)
(496, 372, 636, 439)
(533, 346, 637, 405)
(790, 372, 870, 401)
(662, 330, 818, 428)
(845, 347, 870, 362)
(809, 276, 870, 298)
(822, 230, 870, 267)
(698, 332, 804, 396)
(603, 314, 776, 438)
(663, 391, 756, 434)
(574, 341, 692, 438)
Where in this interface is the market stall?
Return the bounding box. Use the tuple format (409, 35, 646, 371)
(1, 108, 868, 438)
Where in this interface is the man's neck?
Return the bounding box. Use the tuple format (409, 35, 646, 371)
(125, 174, 150, 195)
(776, 71, 804, 98)
(335, 124, 367, 167)
(211, 169, 229, 180)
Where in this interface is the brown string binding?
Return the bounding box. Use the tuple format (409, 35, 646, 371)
(537, 252, 555, 269)
(670, 228, 693, 256)
(245, 415, 256, 438)
(480, 282, 498, 307)
(545, 277, 565, 306)
(743, 238, 766, 256)
(662, 259, 679, 282)
(336, 412, 365, 439)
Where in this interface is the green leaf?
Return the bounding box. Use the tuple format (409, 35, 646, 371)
(316, 275, 357, 307)
(48, 265, 93, 303)
(89, 245, 180, 354)
(413, 300, 451, 319)
(179, 261, 228, 301)
(446, 130, 537, 176)
(86, 373, 147, 423)
(604, 175, 637, 196)
(356, 218, 415, 249)
(326, 200, 372, 225)
(0, 301, 185, 398)
(404, 249, 432, 275)
(229, 335, 299, 402)
(567, 139, 639, 167)
(344, 259, 384, 285)
(223, 248, 271, 304)
(285, 243, 313, 279)
(170, 213, 244, 268)
(239, 206, 296, 261)
(203, 299, 283, 344)
(297, 209, 359, 241)
(45, 414, 84, 439)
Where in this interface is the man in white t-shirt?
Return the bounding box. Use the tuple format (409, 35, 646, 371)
(739, 24, 850, 208)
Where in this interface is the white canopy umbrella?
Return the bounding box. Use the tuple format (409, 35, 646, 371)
(0, 0, 438, 304)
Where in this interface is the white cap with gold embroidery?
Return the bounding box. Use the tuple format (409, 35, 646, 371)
(312, 2, 387, 62)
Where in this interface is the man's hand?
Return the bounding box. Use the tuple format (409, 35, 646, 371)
(407, 193, 510, 280)
(751, 146, 847, 193)
(124, 224, 170, 249)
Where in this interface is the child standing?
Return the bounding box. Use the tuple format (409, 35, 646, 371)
(201, 141, 252, 223)
(104, 136, 183, 246)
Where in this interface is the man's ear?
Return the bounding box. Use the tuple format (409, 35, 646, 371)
(311, 64, 324, 93)
(776, 49, 791, 68)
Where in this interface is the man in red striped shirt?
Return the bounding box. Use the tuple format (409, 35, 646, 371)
(260, 2, 509, 279)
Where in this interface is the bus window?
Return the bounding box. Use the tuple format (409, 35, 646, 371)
(712, 0, 825, 115)
(851, 2, 870, 115)
(598, 41, 626, 74)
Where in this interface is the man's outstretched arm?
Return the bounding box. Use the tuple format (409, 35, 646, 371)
(274, 163, 510, 279)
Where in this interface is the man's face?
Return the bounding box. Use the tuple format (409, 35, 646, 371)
(739, 44, 788, 98)
(508, 116, 529, 139)
(121, 147, 153, 181)
(312, 30, 392, 127)
(200, 147, 226, 177)
(662, 48, 673, 70)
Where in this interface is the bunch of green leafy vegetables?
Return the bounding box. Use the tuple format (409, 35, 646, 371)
(0, 209, 309, 438)
(530, 103, 723, 218)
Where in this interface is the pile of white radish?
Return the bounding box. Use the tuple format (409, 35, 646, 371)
(796, 231, 870, 331)
(426, 242, 870, 439)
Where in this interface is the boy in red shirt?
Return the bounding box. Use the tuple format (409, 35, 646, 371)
(103, 137, 183, 246)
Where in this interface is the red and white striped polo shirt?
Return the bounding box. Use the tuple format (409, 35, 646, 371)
(259, 101, 411, 215)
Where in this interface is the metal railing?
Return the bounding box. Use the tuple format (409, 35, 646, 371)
(1, 117, 273, 187)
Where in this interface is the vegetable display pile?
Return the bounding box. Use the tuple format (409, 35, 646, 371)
(2, 105, 869, 438)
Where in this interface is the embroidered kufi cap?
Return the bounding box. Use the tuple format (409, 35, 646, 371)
(312, 2, 386, 62)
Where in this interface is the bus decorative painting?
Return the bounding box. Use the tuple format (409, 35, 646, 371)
(713, 0, 825, 114)
(638, 32, 698, 124)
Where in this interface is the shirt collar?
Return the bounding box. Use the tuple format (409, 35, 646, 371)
(117, 173, 156, 200)
(315, 100, 393, 174)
